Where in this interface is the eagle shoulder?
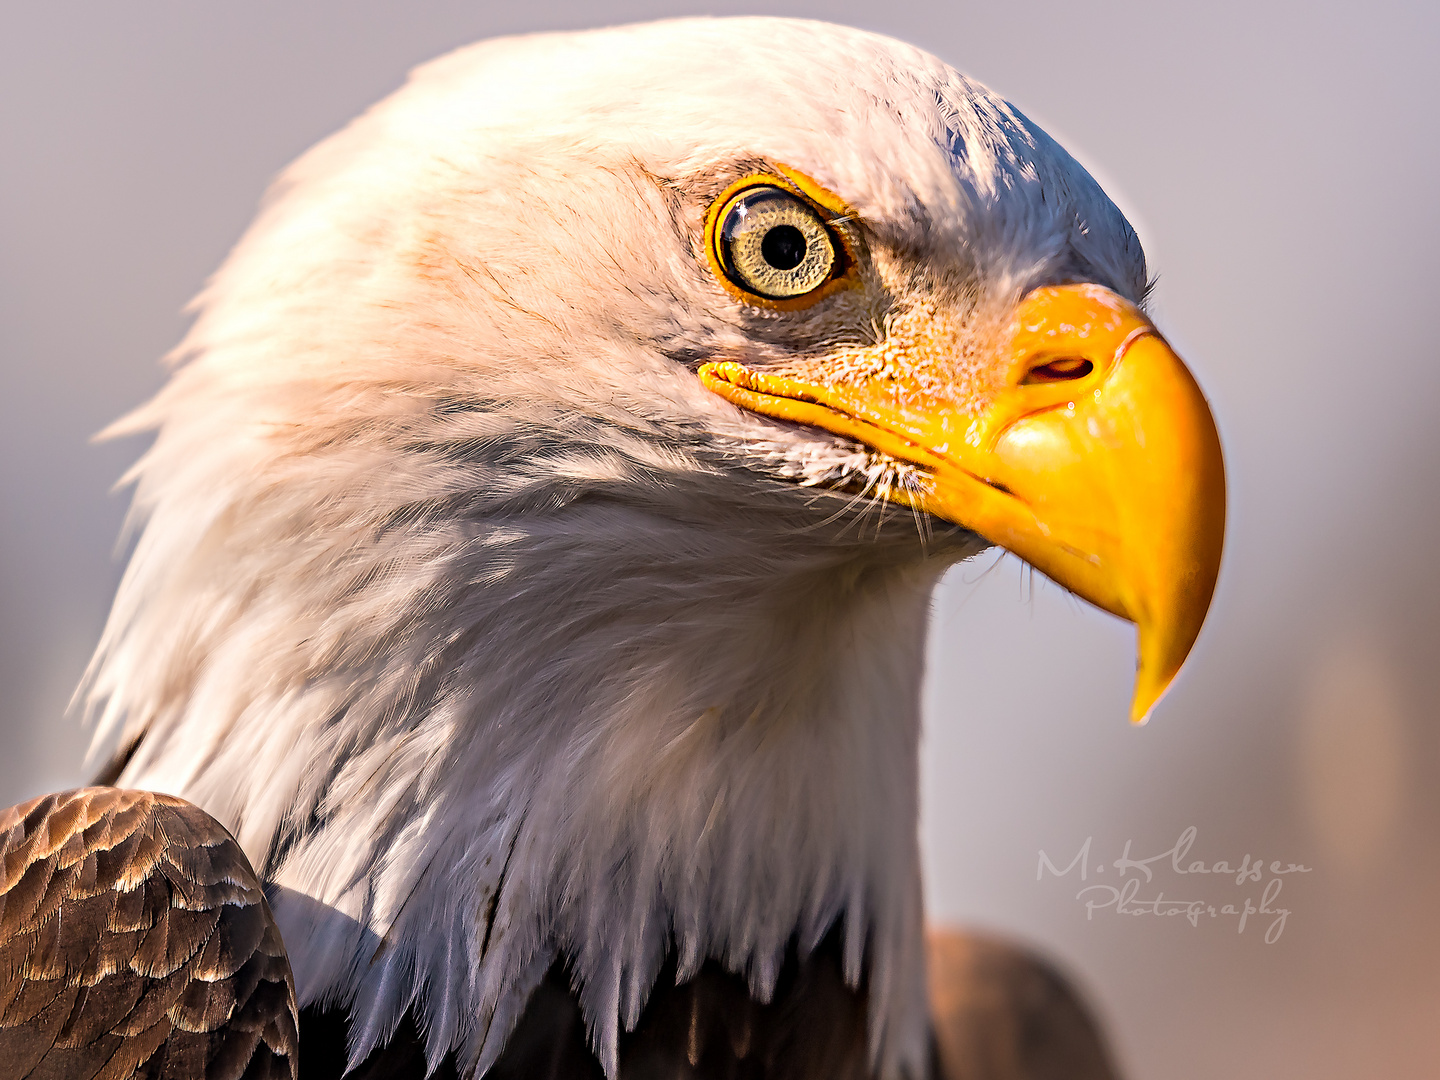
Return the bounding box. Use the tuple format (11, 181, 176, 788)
(0, 787, 298, 1079)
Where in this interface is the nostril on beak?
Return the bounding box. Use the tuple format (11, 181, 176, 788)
(1023, 357, 1094, 384)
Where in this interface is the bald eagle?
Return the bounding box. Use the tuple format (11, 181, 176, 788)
(0, 17, 1223, 1080)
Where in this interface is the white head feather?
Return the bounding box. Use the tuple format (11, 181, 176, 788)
(85, 17, 1146, 1079)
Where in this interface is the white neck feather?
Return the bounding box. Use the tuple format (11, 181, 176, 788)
(102, 450, 966, 1077)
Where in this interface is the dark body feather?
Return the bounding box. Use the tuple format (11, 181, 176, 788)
(298, 938, 1117, 1080)
(0, 788, 298, 1079)
(299, 930, 1121, 1080)
(300, 926, 868, 1080)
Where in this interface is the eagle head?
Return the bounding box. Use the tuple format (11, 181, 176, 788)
(87, 17, 1223, 1079)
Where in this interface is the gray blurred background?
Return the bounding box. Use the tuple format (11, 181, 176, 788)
(2, 2, 1437, 1077)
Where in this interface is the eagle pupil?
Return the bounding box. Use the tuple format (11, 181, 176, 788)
(761, 225, 807, 271)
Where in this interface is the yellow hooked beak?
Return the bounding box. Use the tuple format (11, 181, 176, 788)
(700, 284, 1226, 723)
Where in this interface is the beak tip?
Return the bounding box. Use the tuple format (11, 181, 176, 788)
(1128, 658, 1181, 726)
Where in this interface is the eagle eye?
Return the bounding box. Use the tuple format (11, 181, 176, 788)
(711, 184, 840, 302)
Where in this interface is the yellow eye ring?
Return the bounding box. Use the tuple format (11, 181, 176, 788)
(703, 167, 858, 311)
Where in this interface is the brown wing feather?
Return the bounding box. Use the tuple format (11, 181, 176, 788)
(0, 787, 299, 1080)
(926, 928, 1121, 1080)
